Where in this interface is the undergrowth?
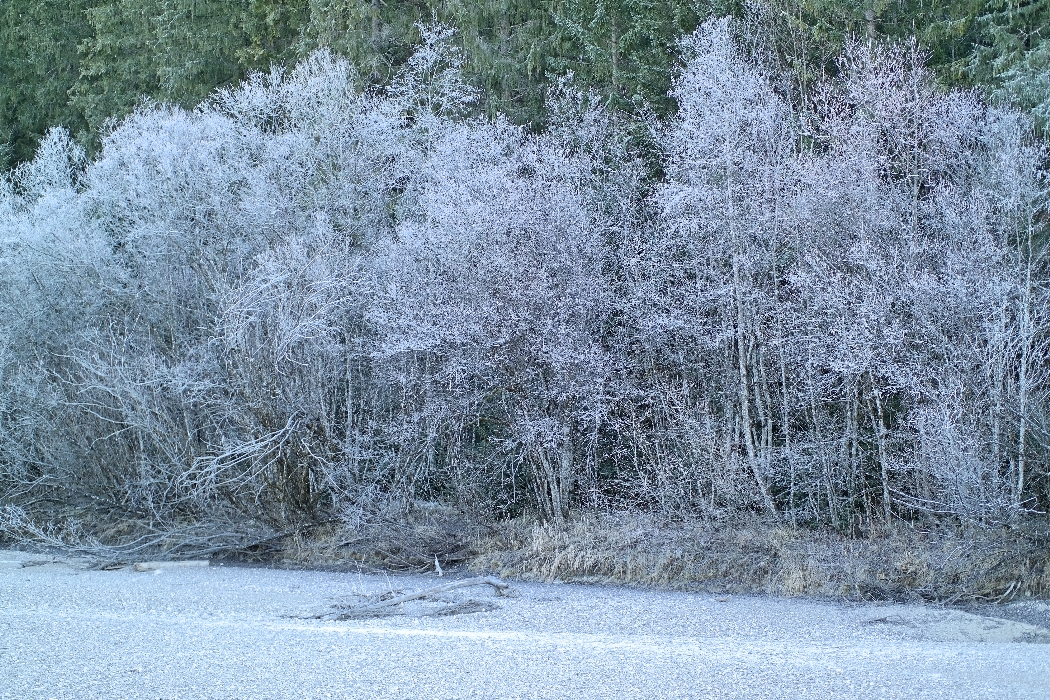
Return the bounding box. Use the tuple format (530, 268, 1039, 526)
(251, 510, 1050, 604)
(5, 501, 1047, 604)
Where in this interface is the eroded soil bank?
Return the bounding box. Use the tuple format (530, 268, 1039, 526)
(246, 512, 1050, 605)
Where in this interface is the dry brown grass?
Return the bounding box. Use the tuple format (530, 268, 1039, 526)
(467, 513, 1050, 603)
(19, 501, 1040, 604)
(266, 509, 1050, 604)
(10, 495, 1050, 604)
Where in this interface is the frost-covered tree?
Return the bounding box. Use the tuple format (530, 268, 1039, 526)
(630, 20, 1049, 525)
(1, 48, 415, 538)
(1, 21, 1047, 550)
(0, 129, 106, 514)
(795, 40, 1050, 522)
(629, 18, 796, 516)
(369, 98, 626, 521)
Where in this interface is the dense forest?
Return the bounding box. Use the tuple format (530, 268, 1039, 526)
(4, 0, 1050, 167)
(1, 2, 1049, 554)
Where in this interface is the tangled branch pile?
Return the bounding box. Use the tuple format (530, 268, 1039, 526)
(1, 21, 1048, 553)
(308, 576, 512, 620)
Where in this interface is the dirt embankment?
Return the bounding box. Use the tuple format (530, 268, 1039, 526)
(246, 511, 1050, 607)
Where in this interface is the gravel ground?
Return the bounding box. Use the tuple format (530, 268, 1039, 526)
(1, 549, 1048, 699)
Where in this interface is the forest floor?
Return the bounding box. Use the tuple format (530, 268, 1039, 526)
(1, 548, 1048, 699)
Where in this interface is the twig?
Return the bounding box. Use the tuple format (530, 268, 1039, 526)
(353, 576, 510, 612)
(134, 560, 210, 572)
(991, 579, 1019, 605)
(314, 576, 513, 620)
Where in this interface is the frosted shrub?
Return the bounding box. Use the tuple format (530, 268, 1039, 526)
(0, 22, 1046, 550)
(631, 20, 1048, 524)
(370, 107, 623, 521)
(632, 19, 796, 516)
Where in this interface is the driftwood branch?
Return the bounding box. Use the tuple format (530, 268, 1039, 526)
(134, 560, 210, 572)
(361, 576, 510, 609)
(317, 576, 513, 620)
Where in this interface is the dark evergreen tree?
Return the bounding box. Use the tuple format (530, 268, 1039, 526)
(546, 0, 738, 114)
(0, 0, 94, 167)
(3, 0, 1050, 169)
(971, 0, 1050, 131)
(73, 1, 309, 134)
(297, 0, 430, 85)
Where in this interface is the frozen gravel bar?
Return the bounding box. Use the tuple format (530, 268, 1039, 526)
(1, 549, 1048, 699)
